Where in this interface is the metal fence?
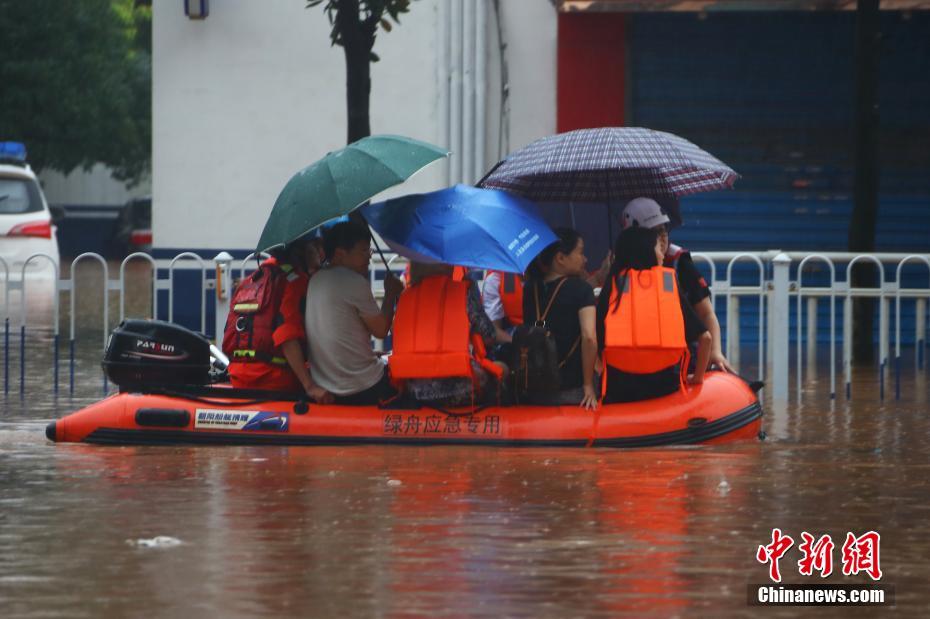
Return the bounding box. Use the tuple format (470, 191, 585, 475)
(1, 250, 927, 401)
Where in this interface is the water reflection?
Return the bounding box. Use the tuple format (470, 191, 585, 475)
(6, 416, 927, 616)
(1, 266, 930, 615)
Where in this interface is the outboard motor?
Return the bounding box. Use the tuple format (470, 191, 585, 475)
(103, 319, 212, 389)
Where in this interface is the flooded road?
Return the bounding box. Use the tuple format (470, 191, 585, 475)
(2, 267, 929, 616)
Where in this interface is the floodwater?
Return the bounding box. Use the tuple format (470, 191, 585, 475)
(1, 265, 929, 617)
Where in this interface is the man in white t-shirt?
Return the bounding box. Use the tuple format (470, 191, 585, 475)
(305, 221, 404, 405)
(481, 270, 518, 345)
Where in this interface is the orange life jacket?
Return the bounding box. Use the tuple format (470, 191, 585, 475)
(390, 275, 503, 381)
(403, 264, 466, 284)
(488, 270, 523, 324)
(602, 266, 688, 377)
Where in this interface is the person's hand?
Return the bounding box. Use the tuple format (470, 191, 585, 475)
(709, 351, 735, 373)
(598, 251, 613, 281)
(687, 374, 704, 386)
(307, 384, 334, 404)
(587, 251, 613, 288)
(580, 384, 599, 411)
(384, 272, 404, 299)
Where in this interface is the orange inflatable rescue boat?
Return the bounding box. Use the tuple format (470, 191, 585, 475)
(46, 320, 763, 447)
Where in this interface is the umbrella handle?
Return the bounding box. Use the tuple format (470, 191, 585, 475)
(374, 242, 394, 279)
(352, 209, 395, 279)
(475, 160, 504, 187)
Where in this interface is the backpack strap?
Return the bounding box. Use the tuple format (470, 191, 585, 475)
(558, 336, 581, 369)
(534, 277, 569, 325)
(533, 278, 582, 368)
(677, 347, 692, 394)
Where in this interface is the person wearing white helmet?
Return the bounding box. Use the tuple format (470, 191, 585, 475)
(620, 197, 734, 373)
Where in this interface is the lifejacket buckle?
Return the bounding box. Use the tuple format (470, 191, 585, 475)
(235, 315, 250, 333)
(534, 320, 547, 329)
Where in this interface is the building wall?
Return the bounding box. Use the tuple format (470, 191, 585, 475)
(154, 0, 442, 252)
(152, 0, 558, 254)
(39, 164, 150, 206)
(496, 0, 558, 153)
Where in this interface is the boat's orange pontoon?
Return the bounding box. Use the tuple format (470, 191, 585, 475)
(47, 371, 762, 447)
(47, 319, 762, 447)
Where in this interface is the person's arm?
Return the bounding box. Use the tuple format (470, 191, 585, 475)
(692, 297, 734, 372)
(491, 319, 512, 344)
(280, 339, 332, 403)
(361, 272, 404, 339)
(466, 283, 497, 347)
(578, 306, 599, 410)
(481, 272, 512, 343)
(595, 276, 613, 354)
(688, 331, 712, 385)
(272, 274, 331, 401)
(585, 251, 613, 290)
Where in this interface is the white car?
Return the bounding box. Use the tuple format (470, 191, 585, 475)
(0, 143, 60, 283)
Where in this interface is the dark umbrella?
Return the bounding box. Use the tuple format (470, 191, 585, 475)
(479, 126, 738, 204)
(478, 127, 738, 258)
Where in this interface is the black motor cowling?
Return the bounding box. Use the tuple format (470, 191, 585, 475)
(103, 319, 212, 389)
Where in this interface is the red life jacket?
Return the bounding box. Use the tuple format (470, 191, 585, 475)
(222, 259, 297, 366)
(602, 266, 689, 380)
(487, 270, 523, 324)
(390, 275, 503, 382)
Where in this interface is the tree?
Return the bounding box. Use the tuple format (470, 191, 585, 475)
(306, 0, 414, 144)
(0, 0, 151, 185)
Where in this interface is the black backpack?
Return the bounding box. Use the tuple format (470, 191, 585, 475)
(510, 278, 580, 401)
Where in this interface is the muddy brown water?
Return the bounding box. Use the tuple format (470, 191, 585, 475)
(1, 263, 928, 617)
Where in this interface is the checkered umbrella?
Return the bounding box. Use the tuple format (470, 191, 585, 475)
(478, 127, 738, 203)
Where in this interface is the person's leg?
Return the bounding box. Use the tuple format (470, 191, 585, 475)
(554, 386, 586, 405)
(333, 371, 397, 406)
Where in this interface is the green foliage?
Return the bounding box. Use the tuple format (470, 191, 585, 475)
(0, 0, 151, 185)
(306, 0, 411, 60)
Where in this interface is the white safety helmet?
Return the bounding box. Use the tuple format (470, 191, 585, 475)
(620, 197, 671, 231)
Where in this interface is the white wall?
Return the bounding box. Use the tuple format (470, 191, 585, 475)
(497, 0, 558, 154)
(153, 0, 558, 252)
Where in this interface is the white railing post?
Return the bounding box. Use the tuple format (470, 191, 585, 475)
(806, 297, 818, 367)
(727, 295, 740, 371)
(917, 298, 927, 370)
(796, 255, 837, 400)
(844, 292, 853, 399)
(213, 252, 233, 348)
(880, 296, 890, 370)
(119, 252, 157, 321)
(19, 254, 60, 395)
(893, 257, 930, 397)
(766, 285, 775, 380)
(168, 253, 207, 333)
(771, 253, 791, 400)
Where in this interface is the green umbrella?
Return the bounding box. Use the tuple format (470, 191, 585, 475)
(256, 135, 449, 254)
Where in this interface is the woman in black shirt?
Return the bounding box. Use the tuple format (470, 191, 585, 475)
(596, 226, 711, 404)
(523, 228, 599, 410)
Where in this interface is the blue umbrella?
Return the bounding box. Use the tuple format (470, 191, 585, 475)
(361, 184, 557, 274)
